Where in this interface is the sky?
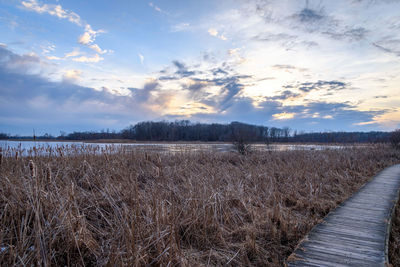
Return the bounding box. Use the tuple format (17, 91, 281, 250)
(0, 0, 399, 135)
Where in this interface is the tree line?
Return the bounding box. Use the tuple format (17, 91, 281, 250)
(0, 120, 396, 144)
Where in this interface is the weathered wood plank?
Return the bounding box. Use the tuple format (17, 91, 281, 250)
(287, 164, 400, 267)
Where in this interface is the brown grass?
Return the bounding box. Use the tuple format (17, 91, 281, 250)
(0, 145, 399, 266)
(389, 192, 400, 266)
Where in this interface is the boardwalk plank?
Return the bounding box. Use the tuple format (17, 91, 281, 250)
(287, 164, 400, 267)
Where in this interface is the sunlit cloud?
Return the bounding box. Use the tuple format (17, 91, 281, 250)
(2, 0, 400, 133)
(63, 69, 82, 82)
(273, 112, 295, 120)
(72, 54, 103, 63)
(22, 0, 110, 60)
(21, 0, 82, 25)
(208, 28, 227, 40)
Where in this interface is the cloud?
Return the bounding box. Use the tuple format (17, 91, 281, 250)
(208, 28, 218, 37)
(0, 46, 159, 134)
(0, 46, 394, 134)
(373, 39, 400, 56)
(171, 22, 190, 32)
(46, 48, 103, 63)
(286, 80, 348, 93)
(63, 69, 82, 82)
(149, 2, 167, 14)
(374, 95, 388, 99)
(208, 28, 227, 41)
(138, 53, 144, 65)
(21, 0, 81, 25)
(65, 49, 80, 58)
(78, 25, 109, 54)
(172, 60, 196, 77)
(88, 44, 108, 54)
(269, 90, 301, 100)
(78, 25, 104, 45)
(272, 112, 295, 120)
(323, 27, 368, 41)
(72, 54, 103, 63)
(21, 0, 109, 58)
(294, 8, 324, 23)
(272, 64, 308, 72)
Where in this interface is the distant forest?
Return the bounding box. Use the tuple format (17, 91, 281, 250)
(0, 120, 394, 143)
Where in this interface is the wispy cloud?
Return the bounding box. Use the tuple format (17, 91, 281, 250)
(21, 0, 81, 25)
(208, 28, 227, 41)
(21, 0, 110, 60)
(171, 22, 190, 32)
(138, 53, 144, 65)
(149, 2, 168, 15)
(72, 54, 103, 63)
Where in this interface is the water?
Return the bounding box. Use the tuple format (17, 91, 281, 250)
(0, 140, 346, 157)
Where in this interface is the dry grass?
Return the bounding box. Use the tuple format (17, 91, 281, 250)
(389, 192, 400, 266)
(0, 145, 399, 266)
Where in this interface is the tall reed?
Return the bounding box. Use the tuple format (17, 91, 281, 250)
(0, 145, 399, 266)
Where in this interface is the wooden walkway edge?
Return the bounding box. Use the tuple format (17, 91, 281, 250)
(286, 164, 400, 267)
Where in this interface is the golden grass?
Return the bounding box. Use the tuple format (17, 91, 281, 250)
(389, 192, 400, 266)
(0, 145, 399, 266)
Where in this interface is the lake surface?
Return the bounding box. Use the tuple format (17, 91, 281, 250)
(0, 140, 346, 156)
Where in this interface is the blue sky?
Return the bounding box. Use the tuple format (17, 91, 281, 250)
(0, 0, 399, 135)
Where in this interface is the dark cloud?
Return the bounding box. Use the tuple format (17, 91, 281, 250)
(285, 3, 371, 43)
(272, 64, 308, 72)
(158, 60, 199, 80)
(128, 81, 160, 102)
(172, 60, 185, 70)
(296, 80, 347, 92)
(158, 59, 252, 112)
(373, 39, 400, 56)
(323, 27, 368, 41)
(269, 90, 301, 100)
(0, 46, 157, 134)
(0, 46, 52, 74)
(169, 97, 385, 132)
(173, 60, 196, 77)
(187, 82, 207, 92)
(296, 8, 324, 23)
(253, 32, 297, 42)
(212, 68, 228, 76)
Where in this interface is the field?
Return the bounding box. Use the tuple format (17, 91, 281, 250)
(0, 145, 399, 266)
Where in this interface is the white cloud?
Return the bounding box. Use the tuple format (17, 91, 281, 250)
(22, 0, 110, 59)
(21, 0, 81, 25)
(65, 49, 80, 58)
(149, 2, 162, 13)
(40, 44, 56, 54)
(72, 54, 103, 63)
(138, 53, 144, 65)
(208, 28, 227, 41)
(89, 44, 108, 54)
(46, 49, 81, 60)
(63, 69, 82, 82)
(171, 22, 190, 32)
(78, 25, 104, 45)
(208, 28, 218, 37)
(46, 55, 62, 60)
(78, 25, 109, 54)
(0, 43, 7, 48)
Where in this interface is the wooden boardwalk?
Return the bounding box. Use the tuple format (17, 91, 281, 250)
(287, 164, 400, 267)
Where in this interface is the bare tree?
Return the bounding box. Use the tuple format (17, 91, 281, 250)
(390, 129, 400, 149)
